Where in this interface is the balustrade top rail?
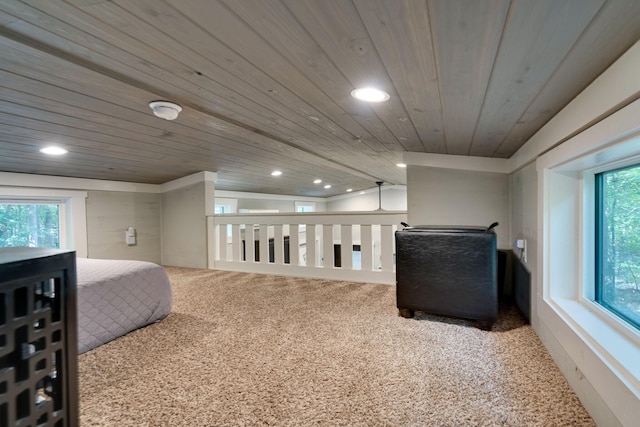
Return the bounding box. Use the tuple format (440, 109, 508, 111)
(210, 211, 407, 226)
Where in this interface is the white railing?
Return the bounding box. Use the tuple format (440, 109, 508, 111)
(207, 211, 407, 284)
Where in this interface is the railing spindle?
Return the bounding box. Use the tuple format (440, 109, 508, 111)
(341, 224, 353, 269)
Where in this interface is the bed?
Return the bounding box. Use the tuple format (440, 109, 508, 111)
(76, 258, 172, 354)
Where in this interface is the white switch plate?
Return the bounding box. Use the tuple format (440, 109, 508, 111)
(516, 239, 527, 262)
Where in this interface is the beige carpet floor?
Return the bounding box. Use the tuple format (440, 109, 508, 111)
(78, 267, 594, 426)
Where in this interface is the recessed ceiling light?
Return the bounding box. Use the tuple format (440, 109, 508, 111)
(313, 179, 322, 184)
(271, 170, 282, 176)
(324, 184, 331, 189)
(39, 146, 68, 155)
(397, 163, 407, 168)
(359, 191, 365, 195)
(346, 189, 353, 192)
(350, 87, 390, 103)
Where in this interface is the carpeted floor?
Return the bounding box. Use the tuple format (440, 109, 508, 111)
(78, 267, 594, 426)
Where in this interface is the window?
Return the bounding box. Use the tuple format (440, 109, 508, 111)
(596, 164, 640, 330)
(0, 202, 60, 248)
(0, 188, 87, 257)
(214, 198, 237, 214)
(295, 201, 315, 212)
(214, 205, 229, 214)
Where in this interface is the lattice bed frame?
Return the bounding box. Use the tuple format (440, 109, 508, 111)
(0, 248, 78, 427)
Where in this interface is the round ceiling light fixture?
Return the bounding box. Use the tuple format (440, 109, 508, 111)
(271, 170, 282, 177)
(149, 101, 182, 120)
(39, 146, 68, 155)
(350, 87, 390, 103)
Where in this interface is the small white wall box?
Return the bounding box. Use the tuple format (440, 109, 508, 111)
(126, 227, 136, 246)
(515, 239, 527, 262)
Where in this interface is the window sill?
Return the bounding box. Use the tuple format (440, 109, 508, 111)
(545, 295, 640, 396)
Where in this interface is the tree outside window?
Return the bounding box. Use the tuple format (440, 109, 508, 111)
(596, 164, 640, 329)
(0, 203, 60, 248)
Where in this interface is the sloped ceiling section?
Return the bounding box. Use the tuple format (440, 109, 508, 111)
(0, 0, 639, 196)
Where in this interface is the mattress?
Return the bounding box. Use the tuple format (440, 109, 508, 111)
(76, 258, 172, 354)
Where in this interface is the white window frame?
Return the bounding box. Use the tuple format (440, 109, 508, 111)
(537, 101, 640, 419)
(0, 188, 88, 257)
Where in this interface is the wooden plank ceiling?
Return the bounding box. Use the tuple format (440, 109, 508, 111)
(0, 0, 639, 196)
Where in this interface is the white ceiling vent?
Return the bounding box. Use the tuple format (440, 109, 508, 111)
(149, 101, 182, 120)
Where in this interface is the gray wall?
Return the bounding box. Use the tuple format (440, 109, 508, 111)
(86, 191, 161, 263)
(509, 163, 537, 271)
(407, 166, 510, 248)
(162, 181, 211, 268)
(509, 162, 538, 327)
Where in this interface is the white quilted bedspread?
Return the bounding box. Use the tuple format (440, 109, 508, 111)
(76, 258, 172, 354)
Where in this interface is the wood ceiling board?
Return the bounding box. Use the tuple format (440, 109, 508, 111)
(0, 103, 221, 164)
(40, 0, 403, 175)
(1, 71, 355, 173)
(0, 111, 360, 189)
(353, 0, 444, 153)
(0, 137, 196, 171)
(220, 0, 420, 154)
(0, 97, 385, 192)
(260, 2, 422, 152)
(0, 95, 388, 189)
(0, 147, 175, 183)
(426, 0, 510, 155)
(0, 127, 374, 193)
(2, 3, 345, 157)
(6, 2, 364, 179)
(112, 1, 404, 172)
(106, 0, 403, 157)
(281, 0, 419, 152)
(493, 0, 640, 158)
(469, 0, 605, 157)
(0, 42, 390, 186)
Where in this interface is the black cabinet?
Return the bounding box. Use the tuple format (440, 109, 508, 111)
(0, 247, 78, 427)
(396, 226, 498, 329)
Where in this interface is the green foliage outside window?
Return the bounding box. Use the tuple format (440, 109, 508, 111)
(596, 165, 640, 329)
(0, 203, 60, 248)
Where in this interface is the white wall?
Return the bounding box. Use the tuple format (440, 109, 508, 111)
(215, 190, 327, 213)
(406, 166, 510, 249)
(238, 198, 326, 212)
(327, 186, 406, 212)
(86, 191, 161, 263)
(161, 181, 213, 268)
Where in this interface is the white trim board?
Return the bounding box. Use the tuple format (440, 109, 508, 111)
(510, 39, 640, 172)
(0, 171, 217, 194)
(403, 152, 509, 174)
(160, 171, 217, 193)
